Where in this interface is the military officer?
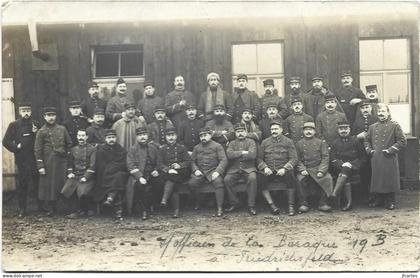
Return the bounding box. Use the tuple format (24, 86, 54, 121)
(63, 101, 90, 147)
(81, 81, 107, 124)
(205, 104, 235, 148)
(148, 105, 174, 147)
(86, 108, 107, 145)
(284, 97, 314, 143)
(137, 82, 164, 124)
(260, 79, 289, 119)
(3, 102, 41, 217)
(260, 103, 285, 140)
(224, 123, 258, 215)
(240, 107, 262, 142)
(177, 104, 205, 154)
(284, 76, 304, 110)
(354, 85, 380, 125)
(106, 78, 138, 124)
(231, 74, 262, 124)
(257, 121, 298, 216)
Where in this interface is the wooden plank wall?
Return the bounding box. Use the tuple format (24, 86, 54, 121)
(2, 16, 418, 135)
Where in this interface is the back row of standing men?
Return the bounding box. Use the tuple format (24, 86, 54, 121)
(3, 71, 406, 220)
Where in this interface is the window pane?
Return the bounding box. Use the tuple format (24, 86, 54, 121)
(384, 39, 409, 70)
(388, 104, 410, 134)
(359, 40, 383, 71)
(384, 72, 409, 104)
(360, 73, 383, 100)
(120, 52, 143, 76)
(232, 44, 257, 74)
(95, 53, 119, 77)
(257, 43, 283, 74)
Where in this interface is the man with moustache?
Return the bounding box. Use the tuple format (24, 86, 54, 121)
(260, 79, 289, 119)
(315, 93, 347, 146)
(205, 104, 235, 148)
(126, 127, 160, 219)
(284, 76, 304, 110)
(188, 127, 227, 217)
(260, 103, 285, 140)
(93, 129, 129, 220)
(257, 122, 298, 216)
(334, 71, 365, 124)
(231, 74, 261, 124)
(329, 121, 365, 211)
(177, 104, 205, 154)
(197, 72, 234, 122)
(137, 82, 164, 124)
(148, 105, 174, 147)
(157, 128, 191, 218)
(106, 78, 138, 124)
(3, 102, 41, 217)
(365, 104, 406, 210)
(165, 75, 195, 128)
(240, 107, 262, 142)
(284, 97, 314, 143)
(34, 107, 73, 216)
(224, 123, 258, 215)
(112, 103, 147, 151)
(296, 122, 334, 213)
(63, 101, 90, 147)
(61, 129, 96, 218)
(87, 108, 107, 145)
(81, 81, 107, 124)
(354, 85, 380, 124)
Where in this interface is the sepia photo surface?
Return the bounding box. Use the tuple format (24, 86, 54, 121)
(1, 0, 419, 273)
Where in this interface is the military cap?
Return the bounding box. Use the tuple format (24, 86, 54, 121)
(241, 107, 253, 114)
(93, 108, 105, 115)
(270, 120, 283, 127)
(337, 120, 351, 128)
(154, 105, 166, 113)
(366, 85, 377, 92)
(213, 104, 225, 111)
(359, 99, 372, 107)
(136, 127, 148, 135)
(105, 129, 117, 136)
(237, 74, 248, 81)
(289, 76, 301, 83)
(116, 78, 126, 85)
(186, 104, 197, 110)
(124, 103, 136, 109)
(324, 93, 336, 101)
(233, 123, 246, 131)
(340, 71, 353, 78)
(290, 97, 303, 104)
(68, 100, 81, 108)
(144, 81, 154, 88)
(165, 127, 177, 135)
(311, 74, 323, 81)
(263, 79, 274, 86)
(199, 127, 212, 135)
(88, 81, 99, 88)
(303, 122, 316, 129)
(43, 107, 57, 114)
(266, 102, 278, 109)
(18, 102, 32, 109)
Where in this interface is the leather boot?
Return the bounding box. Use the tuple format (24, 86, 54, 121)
(287, 189, 296, 216)
(160, 181, 174, 207)
(331, 174, 348, 198)
(341, 183, 352, 211)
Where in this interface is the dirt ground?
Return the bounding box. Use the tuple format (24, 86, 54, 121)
(2, 188, 419, 272)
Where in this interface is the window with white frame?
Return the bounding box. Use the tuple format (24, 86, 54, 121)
(232, 42, 284, 97)
(93, 45, 144, 78)
(359, 38, 411, 133)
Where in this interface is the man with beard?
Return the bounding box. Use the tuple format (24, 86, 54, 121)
(93, 129, 129, 220)
(3, 102, 41, 217)
(224, 123, 258, 215)
(61, 129, 96, 218)
(106, 78, 138, 124)
(165, 75, 195, 128)
(87, 108, 107, 145)
(126, 127, 160, 219)
(34, 107, 73, 216)
(240, 107, 262, 142)
(197, 72, 234, 122)
(365, 104, 406, 210)
(257, 122, 298, 216)
(315, 93, 347, 146)
(177, 104, 205, 154)
(329, 121, 365, 211)
(284, 97, 314, 143)
(231, 74, 261, 124)
(260, 79, 289, 119)
(303, 75, 343, 119)
(148, 105, 174, 147)
(81, 81, 107, 124)
(112, 103, 147, 151)
(157, 128, 191, 218)
(63, 101, 90, 147)
(137, 82, 164, 124)
(284, 76, 304, 110)
(205, 104, 235, 148)
(296, 122, 334, 213)
(260, 103, 285, 140)
(334, 71, 365, 124)
(188, 127, 227, 217)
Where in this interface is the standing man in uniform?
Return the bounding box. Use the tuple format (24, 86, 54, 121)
(81, 81, 107, 124)
(334, 71, 365, 125)
(148, 105, 174, 147)
(284, 76, 304, 110)
(3, 102, 40, 217)
(240, 107, 262, 142)
(165, 75, 196, 128)
(260, 79, 289, 119)
(365, 104, 406, 210)
(224, 123, 258, 215)
(231, 74, 261, 124)
(177, 104, 204, 154)
(63, 101, 90, 147)
(137, 82, 164, 124)
(106, 78, 139, 125)
(34, 107, 73, 216)
(260, 103, 285, 140)
(86, 108, 107, 145)
(284, 97, 314, 143)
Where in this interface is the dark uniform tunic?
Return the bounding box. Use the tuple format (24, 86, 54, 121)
(260, 115, 285, 140)
(334, 85, 366, 124)
(365, 119, 406, 193)
(190, 140, 227, 183)
(105, 94, 133, 123)
(86, 124, 107, 145)
(62, 116, 90, 146)
(177, 118, 205, 152)
(81, 97, 107, 120)
(303, 87, 344, 119)
(315, 110, 347, 146)
(137, 95, 164, 124)
(330, 136, 364, 183)
(165, 89, 196, 128)
(61, 143, 97, 198)
(34, 124, 73, 201)
(205, 119, 235, 147)
(352, 114, 379, 136)
(284, 112, 314, 143)
(260, 93, 289, 119)
(157, 143, 191, 183)
(148, 119, 174, 147)
(231, 88, 262, 124)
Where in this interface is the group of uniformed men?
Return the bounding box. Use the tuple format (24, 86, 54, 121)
(3, 71, 407, 220)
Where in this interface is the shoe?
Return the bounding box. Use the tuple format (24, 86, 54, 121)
(225, 205, 239, 213)
(248, 207, 257, 216)
(17, 209, 26, 218)
(288, 205, 295, 216)
(172, 209, 179, 218)
(103, 197, 113, 206)
(298, 205, 309, 213)
(115, 211, 123, 221)
(216, 209, 224, 217)
(386, 202, 395, 210)
(318, 204, 332, 212)
(160, 201, 167, 208)
(142, 211, 149, 220)
(269, 203, 280, 215)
